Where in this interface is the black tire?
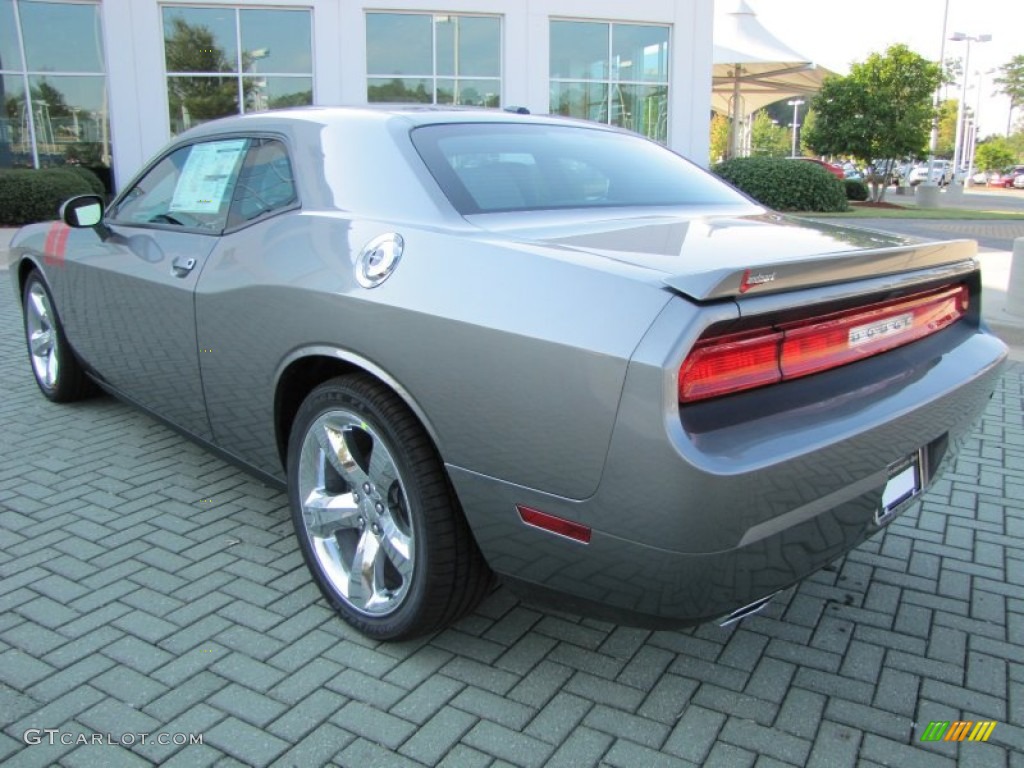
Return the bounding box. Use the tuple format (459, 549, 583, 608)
(287, 374, 490, 640)
(22, 271, 95, 402)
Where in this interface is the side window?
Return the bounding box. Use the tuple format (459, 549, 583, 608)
(227, 139, 297, 228)
(112, 139, 249, 232)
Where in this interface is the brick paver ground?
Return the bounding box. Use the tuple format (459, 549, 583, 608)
(1, 273, 1022, 767)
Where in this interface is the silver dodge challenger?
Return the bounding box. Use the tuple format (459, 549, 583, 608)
(9, 106, 1007, 639)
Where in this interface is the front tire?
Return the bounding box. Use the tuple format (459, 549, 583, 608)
(287, 375, 490, 639)
(22, 271, 94, 402)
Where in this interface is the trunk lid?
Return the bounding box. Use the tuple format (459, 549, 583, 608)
(465, 210, 977, 300)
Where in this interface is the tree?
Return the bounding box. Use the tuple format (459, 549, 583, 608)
(709, 112, 730, 164)
(936, 99, 960, 158)
(942, 56, 962, 99)
(164, 18, 253, 131)
(974, 137, 1015, 171)
(164, 17, 235, 74)
(799, 108, 817, 155)
(1008, 130, 1024, 162)
(367, 78, 431, 104)
(803, 44, 942, 202)
(31, 80, 71, 118)
(265, 89, 314, 110)
(994, 55, 1024, 136)
(750, 110, 789, 157)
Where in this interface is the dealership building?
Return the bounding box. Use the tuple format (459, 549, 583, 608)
(0, 0, 715, 190)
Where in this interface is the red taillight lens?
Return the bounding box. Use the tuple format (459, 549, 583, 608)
(780, 284, 967, 378)
(679, 284, 969, 403)
(678, 330, 782, 402)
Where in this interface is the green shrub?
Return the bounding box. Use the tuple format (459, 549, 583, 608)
(60, 166, 107, 197)
(0, 168, 95, 226)
(844, 179, 870, 201)
(712, 157, 849, 212)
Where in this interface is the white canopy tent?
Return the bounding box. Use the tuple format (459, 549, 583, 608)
(712, 0, 835, 158)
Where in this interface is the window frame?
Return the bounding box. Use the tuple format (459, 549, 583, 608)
(0, 0, 110, 169)
(106, 131, 299, 235)
(548, 18, 671, 144)
(160, 4, 315, 136)
(364, 11, 503, 107)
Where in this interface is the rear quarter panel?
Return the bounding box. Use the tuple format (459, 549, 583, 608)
(194, 211, 674, 499)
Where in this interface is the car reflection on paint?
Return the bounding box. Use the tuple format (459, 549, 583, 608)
(8, 106, 1007, 639)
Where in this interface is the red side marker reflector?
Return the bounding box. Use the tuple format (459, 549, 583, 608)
(516, 505, 591, 543)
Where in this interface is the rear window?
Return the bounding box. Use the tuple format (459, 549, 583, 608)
(410, 122, 748, 214)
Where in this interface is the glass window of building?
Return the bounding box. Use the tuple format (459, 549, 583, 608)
(163, 6, 313, 136)
(366, 13, 501, 107)
(0, 0, 110, 177)
(549, 20, 669, 143)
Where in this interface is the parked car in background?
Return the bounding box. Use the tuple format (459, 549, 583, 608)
(971, 170, 991, 185)
(868, 160, 903, 186)
(840, 161, 863, 181)
(790, 157, 845, 179)
(883, 161, 915, 186)
(907, 160, 953, 186)
(8, 106, 1007, 639)
(991, 166, 1024, 188)
(1014, 173, 1024, 189)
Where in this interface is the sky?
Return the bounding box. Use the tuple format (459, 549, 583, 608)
(746, 0, 1024, 138)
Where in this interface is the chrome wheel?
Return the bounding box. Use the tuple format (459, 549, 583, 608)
(288, 375, 491, 639)
(296, 410, 414, 616)
(26, 281, 59, 390)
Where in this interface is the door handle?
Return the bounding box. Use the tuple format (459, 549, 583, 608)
(171, 256, 196, 277)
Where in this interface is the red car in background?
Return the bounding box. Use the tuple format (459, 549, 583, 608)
(791, 157, 845, 179)
(989, 166, 1024, 188)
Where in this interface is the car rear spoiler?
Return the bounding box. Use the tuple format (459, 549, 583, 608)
(662, 239, 979, 301)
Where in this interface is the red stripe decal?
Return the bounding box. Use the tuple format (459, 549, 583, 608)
(43, 222, 70, 267)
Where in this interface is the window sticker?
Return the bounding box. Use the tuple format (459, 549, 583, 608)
(170, 140, 247, 214)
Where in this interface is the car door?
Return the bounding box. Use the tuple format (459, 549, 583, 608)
(61, 137, 250, 441)
(194, 137, 303, 473)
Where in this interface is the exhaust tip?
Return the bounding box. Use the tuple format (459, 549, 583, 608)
(718, 591, 779, 628)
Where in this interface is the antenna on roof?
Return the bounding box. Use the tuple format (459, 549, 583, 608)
(502, 106, 530, 114)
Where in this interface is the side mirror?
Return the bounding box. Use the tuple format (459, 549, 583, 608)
(60, 194, 105, 228)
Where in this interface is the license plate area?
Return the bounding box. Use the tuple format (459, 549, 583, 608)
(876, 449, 925, 525)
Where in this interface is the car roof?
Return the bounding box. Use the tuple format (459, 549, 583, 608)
(164, 105, 650, 224)
(176, 105, 613, 142)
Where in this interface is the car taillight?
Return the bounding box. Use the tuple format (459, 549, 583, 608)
(679, 284, 969, 403)
(678, 330, 782, 402)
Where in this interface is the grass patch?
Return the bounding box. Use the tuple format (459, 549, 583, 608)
(801, 205, 1024, 220)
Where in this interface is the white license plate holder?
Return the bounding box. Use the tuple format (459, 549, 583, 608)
(876, 450, 924, 524)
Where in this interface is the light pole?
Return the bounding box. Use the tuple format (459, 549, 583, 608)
(949, 33, 991, 179)
(966, 68, 996, 185)
(249, 48, 270, 112)
(787, 99, 804, 158)
(920, 0, 950, 208)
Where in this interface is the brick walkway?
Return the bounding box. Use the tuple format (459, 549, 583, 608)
(1, 279, 1022, 767)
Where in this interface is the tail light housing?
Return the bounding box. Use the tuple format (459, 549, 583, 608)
(679, 283, 969, 403)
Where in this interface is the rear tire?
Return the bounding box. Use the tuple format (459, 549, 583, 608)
(287, 374, 490, 639)
(22, 271, 94, 402)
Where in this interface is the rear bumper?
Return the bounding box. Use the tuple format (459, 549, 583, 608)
(452, 309, 1006, 626)
(456, 471, 931, 629)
